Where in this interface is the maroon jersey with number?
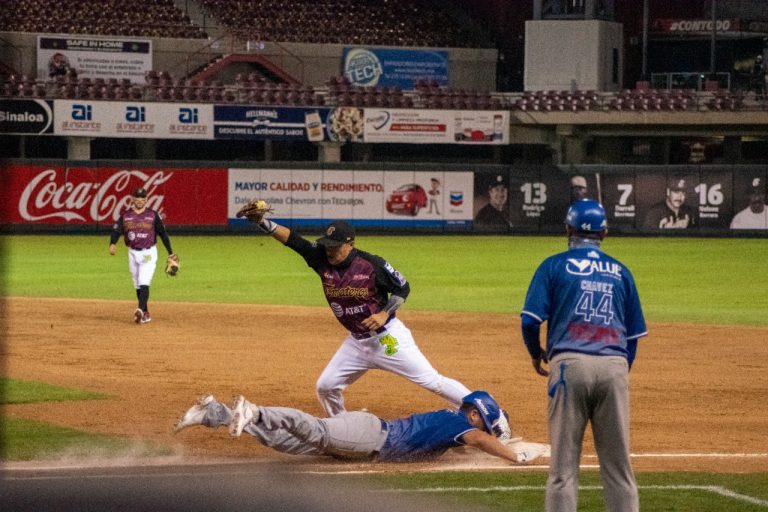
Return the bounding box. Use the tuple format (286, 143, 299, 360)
(285, 232, 410, 336)
(110, 208, 172, 253)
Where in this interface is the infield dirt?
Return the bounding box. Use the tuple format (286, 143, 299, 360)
(3, 297, 767, 472)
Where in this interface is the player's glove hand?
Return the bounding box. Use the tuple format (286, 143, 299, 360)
(165, 253, 180, 277)
(236, 199, 273, 224)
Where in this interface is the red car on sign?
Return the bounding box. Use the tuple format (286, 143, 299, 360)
(386, 184, 428, 216)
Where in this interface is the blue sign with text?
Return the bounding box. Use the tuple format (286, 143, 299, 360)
(342, 48, 449, 89)
(213, 106, 332, 141)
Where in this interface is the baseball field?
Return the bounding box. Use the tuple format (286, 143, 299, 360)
(2, 234, 767, 511)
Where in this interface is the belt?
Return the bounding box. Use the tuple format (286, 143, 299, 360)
(350, 325, 388, 340)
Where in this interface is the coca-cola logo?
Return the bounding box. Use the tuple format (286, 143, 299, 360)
(18, 169, 173, 222)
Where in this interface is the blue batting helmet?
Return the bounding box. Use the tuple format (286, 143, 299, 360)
(565, 199, 607, 232)
(462, 391, 501, 433)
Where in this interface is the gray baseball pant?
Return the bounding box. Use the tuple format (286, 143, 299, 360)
(545, 352, 638, 512)
(240, 407, 389, 459)
(201, 399, 388, 459)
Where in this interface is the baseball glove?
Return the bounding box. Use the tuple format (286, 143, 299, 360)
(165, 254, 180, 277)
(236, 199, 273, 223)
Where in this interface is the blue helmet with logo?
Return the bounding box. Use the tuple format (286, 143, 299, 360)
(565, 199, 607, 233)
(462, 391, 501, 433)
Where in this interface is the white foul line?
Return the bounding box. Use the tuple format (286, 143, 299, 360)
(386, 485, 768, 507)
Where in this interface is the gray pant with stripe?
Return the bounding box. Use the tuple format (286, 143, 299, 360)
(206, 400, 388, 459)
(545, 352, 638, 512)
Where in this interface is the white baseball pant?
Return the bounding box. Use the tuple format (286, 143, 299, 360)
(128, 246, 158, 288)
(316, 318, 471, 416)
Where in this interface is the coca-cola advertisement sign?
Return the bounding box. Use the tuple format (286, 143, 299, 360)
(1, 164, 228, 226)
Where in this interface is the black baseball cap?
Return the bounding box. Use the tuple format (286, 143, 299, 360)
(132, 187, 147, 198)
(488, 174, 508, 189)
(748, 177, 765, 193)
(667, 177, 686, 191)
(316, 220, 355, 247)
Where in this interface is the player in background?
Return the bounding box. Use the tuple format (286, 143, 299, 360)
(569, 175, 589, 202)
(247, 216, 488, 424)
(109, 187, 175, 324)
(174, 390, 548, 464)
(520, 199, 647, 512)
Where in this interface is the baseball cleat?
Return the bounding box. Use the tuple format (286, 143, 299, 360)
(140, 311, 152, 324)
(174, 394, 215, 433)
(133, 308, 143, 324)
(513, 442, 550, 464)
(229, 395, 257, 438)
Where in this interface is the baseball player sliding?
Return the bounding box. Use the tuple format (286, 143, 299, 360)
(235, 200, 491, 423)
(174, 390, 549, 464)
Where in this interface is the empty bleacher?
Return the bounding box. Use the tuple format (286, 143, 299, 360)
(199, 0, 477, 47)
(0, 0, 207, 38)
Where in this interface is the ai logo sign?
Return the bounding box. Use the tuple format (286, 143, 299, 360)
(126, 106, 146, 122)
(179, 107, 198, 123)
(72, 104, 92, 120)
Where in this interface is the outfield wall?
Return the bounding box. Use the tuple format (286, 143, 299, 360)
(1, 160, 766, 235)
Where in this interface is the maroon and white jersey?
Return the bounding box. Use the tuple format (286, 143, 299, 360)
(110, 208, 173, 253)
(285, 232, 410, 336)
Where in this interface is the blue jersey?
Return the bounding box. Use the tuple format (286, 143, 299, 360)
(521, 243, 647, 360)
(377, 410, 476, 462)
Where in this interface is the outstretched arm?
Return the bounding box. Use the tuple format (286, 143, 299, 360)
(261, 220, 290, 244)
(461, 430, 524, 463)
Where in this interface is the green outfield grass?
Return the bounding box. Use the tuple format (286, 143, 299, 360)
(2, 234, 767, 325)
(2, 377, 108, 404)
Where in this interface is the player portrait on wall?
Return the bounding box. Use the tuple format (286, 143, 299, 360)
(474, 173, 511, 229)
(731, 176, 768, 229)
(641, 175, 697, 230)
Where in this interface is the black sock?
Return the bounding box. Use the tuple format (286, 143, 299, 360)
(138, 285, 150, 312)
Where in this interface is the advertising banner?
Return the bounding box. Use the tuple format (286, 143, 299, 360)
(342, 48, 448, 89)
(37, 36, 152, 82)
(228, 168, 473, 229)
(651, 19, 740, 35)
(363, 109, 508, 144)
(214, 106, 366, 142)
(0, 164, 227, 226)
(0, 99, 54, 134)
(53, 101, 213, 139)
